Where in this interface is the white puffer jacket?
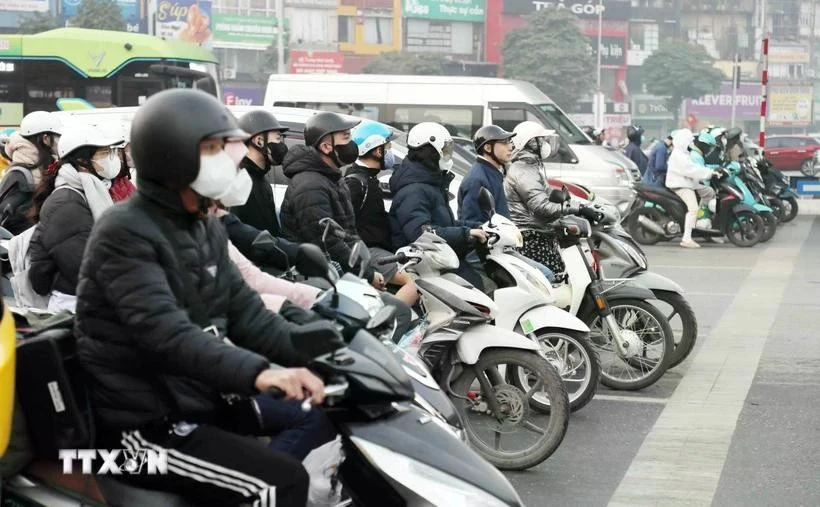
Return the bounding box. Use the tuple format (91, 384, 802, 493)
(665, 129, 714, 190)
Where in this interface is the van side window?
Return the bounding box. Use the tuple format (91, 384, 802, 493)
(491, 108, 539, 132)
(393, 106, 480, 139)
(273, 101, 379, 121)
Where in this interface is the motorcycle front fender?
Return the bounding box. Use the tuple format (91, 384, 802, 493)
(753, 202, 773, 213)
(519, 305, 590, 335)
(731, 202, 758, 216)
(629, 270, 685, 295)
(599, 279, 656, 302)
(778, 189, 798, 199)
(456, 324, 540, 365)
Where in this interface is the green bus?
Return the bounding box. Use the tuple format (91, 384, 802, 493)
(0, 27, 220, 127)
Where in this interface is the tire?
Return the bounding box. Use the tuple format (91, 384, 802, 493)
(452, 349, 569, 471)
(781, 196, 799, 223)
(628, 207, 663, 246)
(652, 291, 698, 369)
(725, 211, 763, 247)
(800, 158, 817, 177)
(758, 211, 777, 243)
(586, 298, 674, 391)
(511, 329, 601, 413)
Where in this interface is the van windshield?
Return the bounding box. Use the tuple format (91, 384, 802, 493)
(536, 104, 590, 145)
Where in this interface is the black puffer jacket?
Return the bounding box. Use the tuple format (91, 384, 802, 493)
(280, 145, 373, 280)
(75, 179, 304, 430)
(0, 166, 37, 235)
(230, 157, 281, 237)
(344, 163, 391, 251)
(29, 187, 93, 296)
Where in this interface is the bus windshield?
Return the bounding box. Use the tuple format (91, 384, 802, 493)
(536, 104, 590, 145)
(0, 29, 220, 128)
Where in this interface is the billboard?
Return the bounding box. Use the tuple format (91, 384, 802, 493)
(684, 82, 762, 119)
(155, 0, 213, 48)
(289, 50, 343, 74)
(403, 0, 486, 22)
(0, 0, 48, 11)
(768, 84, 813, 126)
(62, 0, 147, 33)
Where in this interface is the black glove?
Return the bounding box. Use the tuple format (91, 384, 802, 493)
(579, 205, 604, 223)
(290, 320, 345, 359)
(279, 300, 322, 325)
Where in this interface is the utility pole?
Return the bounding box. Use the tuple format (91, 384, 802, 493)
(276, 0, 285, 74)
(594, 0, 604, 129)
(731, 52, 740, 128)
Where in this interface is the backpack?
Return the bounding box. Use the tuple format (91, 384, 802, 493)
(344, 172, 370, 211)
(0, 165, 35, 227)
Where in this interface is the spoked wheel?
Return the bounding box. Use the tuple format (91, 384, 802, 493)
(758, 211, 777, 243)
(650, 291, 698, 369)
(725, 211, 764, 247)
(452, 349, 569, 471)
(587, 299, 674, 391)
(780, 196, 798, 223)
(511, 329, 601, 413)
(628, 207, 665, 245)
(768, 197, 786, 222)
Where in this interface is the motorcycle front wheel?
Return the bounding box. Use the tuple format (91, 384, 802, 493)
(758, 211, 777, 243)
(651, 291, 698, 369)
(452, 349, 569, 471)
(781, 196, 799, 223)
(725, 211, 764, 247)
(511, 329, 600, 413)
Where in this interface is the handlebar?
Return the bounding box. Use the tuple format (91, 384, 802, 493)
(376, 252, 409, 265)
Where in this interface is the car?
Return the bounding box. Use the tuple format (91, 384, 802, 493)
(763, 135, 820, 176)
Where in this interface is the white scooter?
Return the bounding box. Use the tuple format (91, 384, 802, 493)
(543, 187, 675, 391)
(473, 188, 600, 413)
(377, 232, 569, 471)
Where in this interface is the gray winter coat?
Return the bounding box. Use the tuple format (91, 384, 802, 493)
(503, 152, 564, 231)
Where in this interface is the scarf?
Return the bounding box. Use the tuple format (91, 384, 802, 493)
(54, 163, 114, 221)
(109, 175, 137, 202)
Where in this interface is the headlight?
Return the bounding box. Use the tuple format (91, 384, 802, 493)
(351, 437, 512, 507)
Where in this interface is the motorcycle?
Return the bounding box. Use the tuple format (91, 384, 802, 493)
(724, 160, 777, 243)
(1, 254, 526, 506)
(625, 168, 765, 248)
(473, 188, 601, 413)
(589, 209, 698, 369)
(376, 232, 570, 471)
(542, 187, 674, 390)
(755, 157, 799, 223)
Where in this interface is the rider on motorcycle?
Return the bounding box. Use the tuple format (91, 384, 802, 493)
(75, 89, 340, 507)
(665, 129, 719, 249)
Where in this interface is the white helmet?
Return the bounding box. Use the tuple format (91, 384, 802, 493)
(407, 122, 454, 171)
(99, 119, 130, 148)
(19, 111, 63, 137)
(57, 124, 122, 159)
(512, 121, 558, 159)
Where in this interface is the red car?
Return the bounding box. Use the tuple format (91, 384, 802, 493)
(764, 135, 820, 176)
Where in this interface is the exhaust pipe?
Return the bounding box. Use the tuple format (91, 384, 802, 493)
(637, 215, 666, 236)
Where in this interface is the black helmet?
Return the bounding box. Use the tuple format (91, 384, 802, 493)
(237, 110, 289, 142)
(131, 89, 247, 190)
(473, 125, 515, 153)
(626, 125, 644, 143)
(303, 112, 360, 148)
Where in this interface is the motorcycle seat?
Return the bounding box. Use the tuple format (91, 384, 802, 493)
(634, 183, 688, 207)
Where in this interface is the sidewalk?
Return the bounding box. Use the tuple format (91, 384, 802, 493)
(798, 198, 820, 215)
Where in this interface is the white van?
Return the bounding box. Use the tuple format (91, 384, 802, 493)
(265, 74, 637, 208)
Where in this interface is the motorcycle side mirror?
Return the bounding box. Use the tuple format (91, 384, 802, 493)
(296, 243, 333, 283)
(366, 304, 396, 332)
(478, 187, 496, 217)
(0, 227, 12, 240)
(549, 186, 570, 204)
(349, 240, 372, 278)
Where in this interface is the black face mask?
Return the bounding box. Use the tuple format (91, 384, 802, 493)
(333, 140, 359, 166)
(267, 142, 288, 166)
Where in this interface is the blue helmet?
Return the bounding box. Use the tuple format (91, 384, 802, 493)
(697, 130, 718, 146)
(352, 121, 394, 157)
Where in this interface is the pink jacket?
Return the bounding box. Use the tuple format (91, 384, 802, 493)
(228, 241, 320, 312)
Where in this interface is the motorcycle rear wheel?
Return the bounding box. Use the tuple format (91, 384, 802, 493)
(652, 291, 698, 369)
(781, 196, 799, 223)
(759, 211, 777, 243)
(452, 349, 569, 471)
(725, 211, 763, 247)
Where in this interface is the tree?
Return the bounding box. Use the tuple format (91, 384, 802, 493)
(256, 42, 290, 82)
(18, 12, 59, 34)
(501, 9, 595, 110)
(71, 0, 126, 31)
(642, 40, 724, 125)
(362, 51, 448, 76)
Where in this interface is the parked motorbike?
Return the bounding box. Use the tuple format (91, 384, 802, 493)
(756, 157, 799, 223)
(625, 168, 765, 247)
(473, 188, 600, 413)
(376, 232, 570, 471)
(725, 160, 777, 243)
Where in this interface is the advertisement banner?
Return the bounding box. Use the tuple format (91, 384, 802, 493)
(0, 0, 48, 11)
(62, 0, 147, 33)
(289, 50, 344, 74)
(403, 0, 486, 22)
(633, 97, 672, 120)
(768, 84, 813, 126)
(684, 82, 762, 118)
(589, 36, 626, 67)
(155, 0, 213, 48)
(212, 13, 288, 46)
(502, 0, 631, 20)
(769, 45, 810, 64)
(222, 86, 264, 106)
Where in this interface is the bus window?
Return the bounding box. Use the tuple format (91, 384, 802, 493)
(0, 60, 24, 126)
(536, 104, 588, 144)
(273, 101, 380, 121)
(392, 106, 479, 138)
(491, 107, 540, 132)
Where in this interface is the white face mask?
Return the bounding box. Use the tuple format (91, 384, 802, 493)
(190, 150, 238, 199)
(215, 169, 253, 207)
(93, 153, 121, 180)
(539, 142, 553, 160)
(438, 156, 453, 172)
